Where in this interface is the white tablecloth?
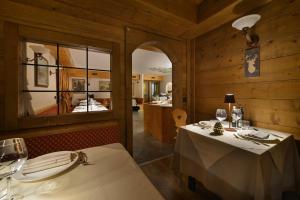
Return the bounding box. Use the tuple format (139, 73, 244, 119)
(174, 124, 300, 200)
(12, 143, 164, 200)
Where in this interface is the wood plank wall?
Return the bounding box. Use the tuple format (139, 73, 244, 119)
(194, 0, 300, 138)
(0, 20, 4, 129)
(0, 0, 188, 151)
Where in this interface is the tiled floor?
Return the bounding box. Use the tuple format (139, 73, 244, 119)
(132, 108, 220, 200)
(132, 109, 174, 164)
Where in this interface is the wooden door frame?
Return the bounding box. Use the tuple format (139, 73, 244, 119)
(125, 27, 188, 154)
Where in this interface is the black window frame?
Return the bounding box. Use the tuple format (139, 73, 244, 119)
(21, 40, 113, 117)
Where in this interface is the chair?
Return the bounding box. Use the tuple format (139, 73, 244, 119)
(172, 108, 187, 134)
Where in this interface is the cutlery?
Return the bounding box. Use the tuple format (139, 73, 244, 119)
(78, 152, 93, 166)
(234, 134, 261, 145)
(238, 134, 270, 146)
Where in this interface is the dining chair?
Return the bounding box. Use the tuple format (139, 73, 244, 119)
(172, 108, 187, 134)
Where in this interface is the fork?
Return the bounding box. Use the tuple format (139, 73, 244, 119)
(78, 152, 93, 166)
(234, 134, 261, 145)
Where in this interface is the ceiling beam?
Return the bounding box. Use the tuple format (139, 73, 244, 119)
(137, 0, 198, 23)
(182, 0, 272, 39)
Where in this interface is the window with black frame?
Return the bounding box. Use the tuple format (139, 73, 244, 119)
(20, 41, 112, 117)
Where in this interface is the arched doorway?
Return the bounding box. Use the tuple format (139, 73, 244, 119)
(125, 27, 188, 155)
(132, 44, 174, 163)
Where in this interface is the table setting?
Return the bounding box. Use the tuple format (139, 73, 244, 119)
(0, 140, 164, 200)
(72, 98, 108, 112)
(174, 94, 300, 200)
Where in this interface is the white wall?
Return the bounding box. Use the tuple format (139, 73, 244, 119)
(132, 74, 143, 98)
(160, 75, 172, 94)
(25, 43, 57, 114)
(69, 48, 110, 70)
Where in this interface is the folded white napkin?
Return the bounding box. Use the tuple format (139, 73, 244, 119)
(239, 130, 269, 140)
(23, 153, 73, 175)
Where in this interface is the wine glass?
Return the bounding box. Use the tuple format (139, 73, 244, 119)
(0, 138, 28, 200)
(216, 109, 227, 122)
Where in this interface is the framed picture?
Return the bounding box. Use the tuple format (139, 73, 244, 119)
(34, 53, 49, 87)
(72, 78, 86, 92)
(99, 81, 111, 91)
(244, 47, 260, 77)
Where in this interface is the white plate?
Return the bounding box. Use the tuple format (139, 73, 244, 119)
(13, 151, 79, 182)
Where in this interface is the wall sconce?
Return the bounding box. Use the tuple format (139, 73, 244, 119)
(27, 45, 49, 62)
(232, 14, 261, 47)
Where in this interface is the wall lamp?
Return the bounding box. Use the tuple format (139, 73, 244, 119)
(232, 14, 261, 47)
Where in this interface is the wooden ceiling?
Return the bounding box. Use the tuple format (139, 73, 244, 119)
(10, 0, 272, 39)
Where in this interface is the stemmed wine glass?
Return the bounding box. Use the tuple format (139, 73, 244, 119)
(0, 138, 28, 200)
(216, 109, 227, 123)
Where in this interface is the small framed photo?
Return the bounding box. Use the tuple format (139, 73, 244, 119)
(99, 81, 111, 91)
(72, 78, 85, 92)
(244, 47, 260, 77)
(34, 54, 49, 87)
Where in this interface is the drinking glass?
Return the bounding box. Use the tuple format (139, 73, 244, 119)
(216, 109, 227, 122)
(0, 138, 28, 200)
(239, 120, 250, 130)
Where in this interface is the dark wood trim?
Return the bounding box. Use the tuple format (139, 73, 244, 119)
(2, 23, 123, 131)
(3, 22, 19, 130)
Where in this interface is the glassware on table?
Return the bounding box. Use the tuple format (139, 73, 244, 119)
(216, 109, 227, 122)
(232, 107, 242, 128)
(0, 138, 28, 200)
(239, 120, 250, 130)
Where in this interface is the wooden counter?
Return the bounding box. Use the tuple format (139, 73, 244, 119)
(143, 103, 176, 143)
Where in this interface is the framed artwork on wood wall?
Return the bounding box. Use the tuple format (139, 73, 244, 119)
(244, 47, 260, 77)
(34, 53, 49, 87)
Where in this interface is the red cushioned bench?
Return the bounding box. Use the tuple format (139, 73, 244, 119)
(25, 125, 120, 158)
(3, 123, 121, 158)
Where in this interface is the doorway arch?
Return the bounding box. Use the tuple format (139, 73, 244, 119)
(125, 27, 188, 154)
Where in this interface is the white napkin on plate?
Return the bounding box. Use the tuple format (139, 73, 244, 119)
(23, 153, 74, 175)
(239, 130, 269, 139)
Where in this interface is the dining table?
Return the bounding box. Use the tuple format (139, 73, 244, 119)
(11, 143, 164, 200)
(174, 122, 300, 200)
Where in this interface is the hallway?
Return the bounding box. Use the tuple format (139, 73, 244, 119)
(132, 110, 174, 164)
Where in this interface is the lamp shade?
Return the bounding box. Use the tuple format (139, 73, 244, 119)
(232, 14, 261, 30)
(224, 94, 235, 103)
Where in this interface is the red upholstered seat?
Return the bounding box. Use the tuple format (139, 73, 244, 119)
(24, 125, 120, 158)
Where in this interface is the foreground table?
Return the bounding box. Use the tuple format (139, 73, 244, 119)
(174, 124, 300, 200)
(12, 143, 164, 200)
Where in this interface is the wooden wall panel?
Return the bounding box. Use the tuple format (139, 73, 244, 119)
(0, 1, 126, 147)
(0, 20, 4, 129)
(194, 0, 300, 138)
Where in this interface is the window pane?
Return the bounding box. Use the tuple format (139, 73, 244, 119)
(88, 49, 111, 71)
(24, 41, 57, 66)
(20, 92, 57, 117)
(59, 46, 86, 69)
(64, 68, 87, 92)
(23, 65, 57, 91)
(88, 92, 111, 112)
(59, 92, 87, 114)
(88, 70, 111, 92)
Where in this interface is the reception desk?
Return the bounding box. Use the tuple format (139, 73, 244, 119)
(143, 103, 176, 143)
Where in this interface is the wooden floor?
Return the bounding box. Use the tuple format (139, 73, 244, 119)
(141, 156, 221, 200)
